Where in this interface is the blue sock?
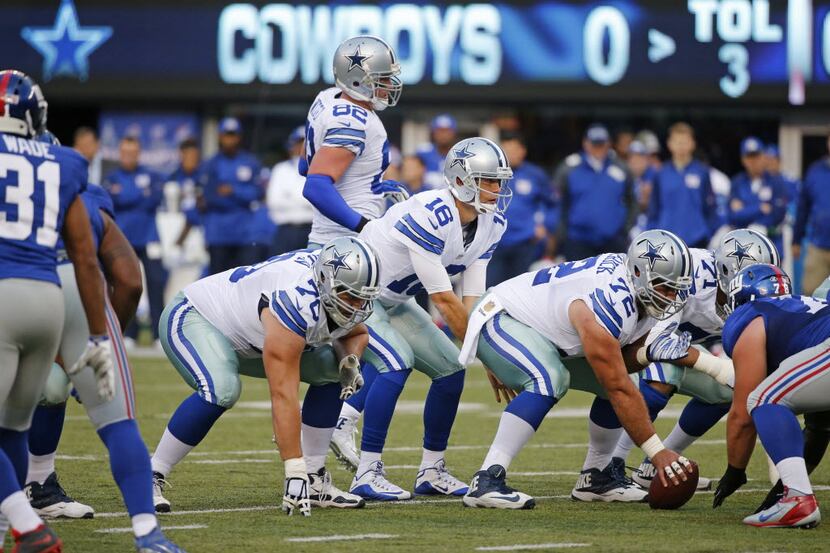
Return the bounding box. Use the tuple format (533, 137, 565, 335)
(752, 404, 804, 464)
(345, 362, 379, 413)
(302, 383, 342, 428)
(423, 371, 465, 451)
(0, 428, 28, 491)
(98, 420, 154, 517)
(167, 393, 226, 446)
(361, 369, 411, 453)
(506, 391, 557, 430)
(589, 397, 621, 429)
(678, 398, 730, 437)
(28, 404, 66, 456)
(639, 380, 670, 421)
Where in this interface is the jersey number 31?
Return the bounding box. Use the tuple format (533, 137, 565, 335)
(0, 154, 61, 247)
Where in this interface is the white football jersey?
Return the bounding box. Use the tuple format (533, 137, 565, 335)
(306, 87, 389, 244)
(492, 253, 656, 356)
(184, 250, 346, 358)
(360, 188, 506, 306)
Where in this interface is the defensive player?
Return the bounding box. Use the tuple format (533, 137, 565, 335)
(150, 238, 379, 515)
(0, 70, 112, 552)
(712, 264, 824, 528)
(460, 230, 697, 509)
(330, 137, 512, 501)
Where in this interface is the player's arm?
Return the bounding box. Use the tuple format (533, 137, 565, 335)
(303, 146, 369, 232)
(98, 212, 143, 330)
(63, 197, 107, 336)
(334, 323, 369, 359)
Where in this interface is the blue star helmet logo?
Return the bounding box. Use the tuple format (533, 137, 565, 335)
(450, 143, 475, 170)
(638, 240, 668, 271)
(324, 248, 352, 278)
(344, 46, 372, 72)
(21, 0, 113, 82)
(727, 240, 756, 269)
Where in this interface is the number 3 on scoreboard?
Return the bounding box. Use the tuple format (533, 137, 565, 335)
(0, 154, 61, 247)
(719, 44, 749, 99)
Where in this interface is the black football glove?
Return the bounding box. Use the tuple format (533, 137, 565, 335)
(754, 479, 784, 514)
(712, 464, 747, 508)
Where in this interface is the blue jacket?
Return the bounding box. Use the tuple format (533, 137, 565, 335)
(202, 150, 264, 246)
(501, 162, 556, 247)
(415, 143, 446, 190)
(795, 157, 830, 248)
(167, 164, 205, 226)
(728, 171, 789, 236)
(554, 152, 632, 245)
(647, 160, 717, 247)
(103, 165, 162, 247)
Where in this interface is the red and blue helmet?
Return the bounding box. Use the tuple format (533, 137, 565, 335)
(727, 263, 792, 315)
(0, 70, 48, 138)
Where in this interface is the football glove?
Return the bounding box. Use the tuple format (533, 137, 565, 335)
(282, 459, 311, 516)
(639, 323, 692, 364)
(371, 179, 409, 204)
(338, 354, 363, 400)
(713, 464, 747, 508)
(69, 334, 115, 402)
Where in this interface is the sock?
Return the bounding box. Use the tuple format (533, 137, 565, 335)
(301, 424, 334, 474)
(27, 404, 65, 456)
(753, 404, 804, 463)
(357, 451, 382, 476)
(480, 392, 555, 471)
(152, 393, 226, 475)
(151, 429, 193, 477)
(663, 425, 697, 454)
(776, 457, 813, 496)
(0, 429, 29, 487)
(338, 403, 361, 428)
(582, 397, 623, 471)
(344, 362, 379, 413)
(26, 453, 56, 486)
(612, 381, 670, 461)
(360, 369, 411, 454)
(677, 398, 729, 438)
(131, 513, 158, 538)
(420, 448, 444, 470)
(612, 434, 637, 462)
(98, 420, 154, 518)
(422, 371, 465, 452)
(0, 492, 41, 534)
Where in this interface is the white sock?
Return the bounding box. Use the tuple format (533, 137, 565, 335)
(420, 448, 444, 470)
(480, 412, 535, 472)
(357, 451, 382, 476)
(663, 424, 697, 454)
(0, 491, 42, 533)
(302, 423, 334, 474)
(582, 420, 623, 471)
(26, 452, 56, 485)
(131, 513, 158, 538)
(339, 403, 361, 426)
(612, 433, 637, 462)
(151, 428, 194, 477)
(777, 457, 813, 496)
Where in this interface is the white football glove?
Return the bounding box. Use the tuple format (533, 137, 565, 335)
(638, 323, 692, 364)
(69, 335, 115, 401)
(338, 354, 363, 400)
(282, 458, 310, 516)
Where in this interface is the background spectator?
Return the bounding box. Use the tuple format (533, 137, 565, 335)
(400, 155, 427, 196)
(613, 128, 635, 161)
(416, 114, 457, 190)
(267, 126, 314, 255)
(166, 137, 203, 248)
(794, 135, 830, 294)
(73, 126, 102, 185)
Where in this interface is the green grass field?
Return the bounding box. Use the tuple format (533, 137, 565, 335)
(48, 354, 827, 552)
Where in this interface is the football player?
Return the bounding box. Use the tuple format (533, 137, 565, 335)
(150, 238, 380, 516)
(331, 137, 512, 501)
(0, 70, 112, 552)
(460, 230, 697, 509)
(712, 264, 825, 528)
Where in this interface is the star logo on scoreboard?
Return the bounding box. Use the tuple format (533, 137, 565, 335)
(727, 240, 756, 269)
(324, 248, 352, 278)
(450, 144, 475, 169)
(344, 46, 372, 72)
(20, 0, 113, 82)
(638, 240, 668, 271)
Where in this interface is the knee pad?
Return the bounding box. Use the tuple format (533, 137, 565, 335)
(209, 373, 242, 409)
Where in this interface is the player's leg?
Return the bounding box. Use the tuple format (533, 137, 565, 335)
(329, 361, 378, 471)
(463, 312, 564, 509)
(150, 292, 242, 512)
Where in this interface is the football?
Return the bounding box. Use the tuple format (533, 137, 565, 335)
(648, 461, 700, 510)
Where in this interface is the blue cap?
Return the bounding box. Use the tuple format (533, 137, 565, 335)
(764, 143, 780, 158)
(219, 117, 241, 134)
(628, 140, 647, 155)
(585, 124, 610, 144)
(741, 136, 763, 156)
(431, 114, 457, 131)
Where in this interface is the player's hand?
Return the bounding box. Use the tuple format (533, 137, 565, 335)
(713, 464, 747, 508)
(69, 335, 115, 402)
(485, 367, 516, 404)
(760, 202, 772, 215)
(371, 179, 409, 204)
(217, 183, 234, 197)
(282, 475, 311, 516)
(641, 323, 692, 363)
(338, 354, 363, 400)
(754, 479, 784, 513)
(650, 449, 694, 488)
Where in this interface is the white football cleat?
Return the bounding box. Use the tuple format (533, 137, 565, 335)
(462, 465, 535, 510)
(742, 489, 821, 529)
(633, 459, 711, 490)
(414, 459, 469, 496)
(330, 416, 360, 473)
(350, 461, 412, 501)
(152, 471, 171, 513)
(25, 473, 94, 519)
(308, 467, 365, 508)
(571, 464, 648, 503)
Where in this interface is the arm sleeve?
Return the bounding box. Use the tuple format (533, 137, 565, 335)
(461, 259, 488, 297)
(302, 173, 365, 231)
(409, 247, 452, 295)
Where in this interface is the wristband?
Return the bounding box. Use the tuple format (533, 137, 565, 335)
(284, 457, 307, 479)
(355, 216, 371, 233)
(640, 434, 665, 459)
(693, 351, 734, 386)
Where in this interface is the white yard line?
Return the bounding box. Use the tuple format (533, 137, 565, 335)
(476, 544, 592, 551)
(95, 524, 207, 534)
(285, 534, 398, 543)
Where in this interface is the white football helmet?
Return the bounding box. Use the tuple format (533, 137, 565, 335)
(627, 230, 694, 320)
(443, 137, 513, 215)
(333, 36, 402, 112)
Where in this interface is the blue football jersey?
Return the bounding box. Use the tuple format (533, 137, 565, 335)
(722, 296, 830, 371)
(56, 184, 115, 265)
(0, 133, 88, 284)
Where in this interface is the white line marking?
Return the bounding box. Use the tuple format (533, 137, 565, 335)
(285, 533, 398, 543)
(95, 524, 207, 534)
(511, 471, 580, 476)
(476, 544, 591, 551)
(191, 459, 273, 465)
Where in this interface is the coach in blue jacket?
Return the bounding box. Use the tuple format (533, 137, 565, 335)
(202, 117, 265, 275)
(794, 136, 830, 294)
(553, 124, 633, 259)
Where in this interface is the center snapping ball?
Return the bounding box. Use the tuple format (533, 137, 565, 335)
(648, 461, 699, 510)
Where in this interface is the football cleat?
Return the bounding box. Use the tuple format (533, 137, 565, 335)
(350, 461, 412, 501)
(633, 458, 711, 490)
(308, 467, 365, 508)
(742, 489, 820, 529)
(25, 473, 94, 519)
(414, 459, 469, 496)
(330, 416, 360, 472)
(11, 524, 62, 553)
(135, 527, 187, 552)
(571, 462, 648, 503)
(152, 472, 171, 513)
(462, 465, 535, 510)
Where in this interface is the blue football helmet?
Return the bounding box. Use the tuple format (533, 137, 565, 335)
(36, 129, 60, 146)
(0, 70, 48, 138)
(727, 263, 792, 315)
